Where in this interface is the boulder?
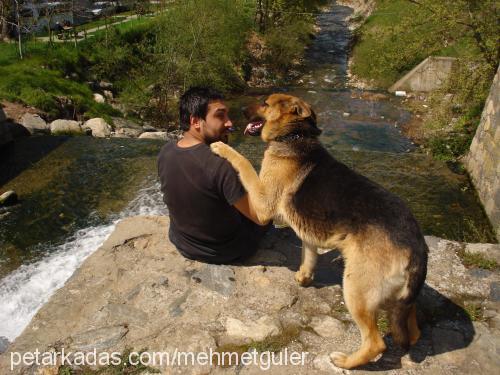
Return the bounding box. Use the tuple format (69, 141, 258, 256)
(20, 113, 49, 134)
(93, 93, 105, 104)
(225, 315, 282, 344)
(112, 118, 143, 138)
(112, 117, 142, 130)
(0, 191, 18, 206)
(138, 131, 167, 140)
(103, 90, 113, 100)
(114, 127, 142, 138)
(83, 118, 112, 138)
(99, 81, 113, 89)
(142, 124, 157, 132)
(309, 315, 344, 338)
(49, 120, 83, 135)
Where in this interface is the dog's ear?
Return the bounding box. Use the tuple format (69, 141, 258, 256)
(291, 99, 313, 119)
(291, 99, 318, 129)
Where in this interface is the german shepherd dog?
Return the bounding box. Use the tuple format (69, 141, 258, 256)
(210, 94, 428, 369)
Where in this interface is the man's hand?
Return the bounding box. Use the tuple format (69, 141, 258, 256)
(233, 193, 270, 226)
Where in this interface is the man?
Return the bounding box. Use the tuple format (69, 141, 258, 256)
(157, 87, 270, 264)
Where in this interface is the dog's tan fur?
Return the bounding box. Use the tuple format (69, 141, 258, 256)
(211, 94, 427, 369)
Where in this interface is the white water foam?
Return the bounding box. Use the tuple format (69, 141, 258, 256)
(0, 181, 167, 342)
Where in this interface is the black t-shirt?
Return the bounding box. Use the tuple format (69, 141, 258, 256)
(157, 141, 258, 263)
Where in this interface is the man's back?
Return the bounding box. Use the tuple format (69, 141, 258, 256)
(158, 141, 257, 263)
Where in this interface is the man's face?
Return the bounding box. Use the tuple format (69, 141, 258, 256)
(198, 100, 233, 144)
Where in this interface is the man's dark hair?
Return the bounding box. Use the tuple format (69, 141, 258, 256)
(179, 87, 224, 131)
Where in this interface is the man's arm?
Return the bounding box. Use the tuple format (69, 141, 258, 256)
(233, 193, 270, 226)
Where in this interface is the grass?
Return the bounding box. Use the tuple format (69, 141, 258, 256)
(463, 302, 484, 322)
(57, 349, 160, 374)
(457, 247, 498, 270)
(350, 0, 481, 88)
(350, 0, 496, 165)
(214, 327, 301, 367)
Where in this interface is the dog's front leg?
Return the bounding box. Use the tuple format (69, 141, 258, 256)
(295, 241, 318, 287)
(210, 142, 273, 222)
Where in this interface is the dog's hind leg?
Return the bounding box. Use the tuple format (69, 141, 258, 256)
(295, 241, 317, 287)
(408, 303, 420, 345)
(331, 263, 386, 369)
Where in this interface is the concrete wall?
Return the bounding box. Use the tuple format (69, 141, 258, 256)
(466, 65, 500, 241)
(389, 56, 457, 92)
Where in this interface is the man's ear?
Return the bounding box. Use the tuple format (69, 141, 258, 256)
(190, 115, 202, 130)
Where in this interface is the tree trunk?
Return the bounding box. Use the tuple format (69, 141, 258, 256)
(15, 0, 22, 59)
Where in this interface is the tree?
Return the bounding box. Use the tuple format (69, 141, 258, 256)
(406, 0, 499, 70)
(0, 0, 12, 41)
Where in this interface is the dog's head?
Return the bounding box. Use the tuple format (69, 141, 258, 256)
(244, 94, 321, 142)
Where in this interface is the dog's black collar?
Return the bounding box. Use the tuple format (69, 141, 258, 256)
(273, 133, 304, 142)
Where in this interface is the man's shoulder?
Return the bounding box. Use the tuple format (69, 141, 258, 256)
(158, 141, 230, 171)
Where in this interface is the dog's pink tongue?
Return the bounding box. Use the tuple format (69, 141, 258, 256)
(244, 121, 263, 136)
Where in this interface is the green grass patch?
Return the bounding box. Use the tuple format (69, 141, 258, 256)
(350, 0, 484, 88)
(457, 247, 498, 270)
(57, 348, 160, 374)
(463, 302, 484, 322)
(214, 327, 301, 367)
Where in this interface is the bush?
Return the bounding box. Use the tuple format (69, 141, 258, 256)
(264, 20, 313, 75)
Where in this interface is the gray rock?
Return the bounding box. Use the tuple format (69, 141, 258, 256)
(490, 282, 500, 301)
(142, 124, 157, 132)
(112, 117, 142, 130)
(99, 81, 113, 89)
(225, 315, 282, 343)
(138, 131, 167, 140)
(0, 336, 9, 354)
(103, 90, 113, 100)
(20, 113, 48, 134)
(115, 127, 142, 138)
(0, 191, 18, 206)
(69, 325, 128, 351)
(83, 118, 112, 138)
(50, 119, 82, 135)
(93, 93, 105, 103)
(313, 353, 343, 372)
(2, 215, 500, 374)
(310, 315, 344, 338)
(465, 242, 500, 264)
(192, 264, 236, 297)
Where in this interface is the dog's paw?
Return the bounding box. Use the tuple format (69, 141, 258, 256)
(295, 269, 314, 287)
(330, 352, 349, 369)
(210, 141, 233, 159)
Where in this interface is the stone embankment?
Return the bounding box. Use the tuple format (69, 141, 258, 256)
(466, 65, 500, 242)
(0, 216, 499, 374)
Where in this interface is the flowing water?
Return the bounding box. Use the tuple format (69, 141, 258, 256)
(0, 1, 495, 342)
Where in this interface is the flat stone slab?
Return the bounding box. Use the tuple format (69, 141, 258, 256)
(0, 216, 499, 374)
